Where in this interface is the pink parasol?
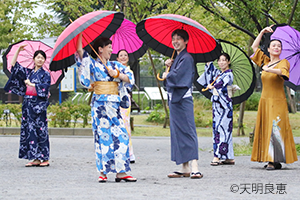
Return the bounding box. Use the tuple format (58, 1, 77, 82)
(3, 40, 64, 88)
(110, 18, 147, 61)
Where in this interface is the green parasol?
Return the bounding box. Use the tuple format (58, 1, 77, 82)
(194, 39, 256, 105)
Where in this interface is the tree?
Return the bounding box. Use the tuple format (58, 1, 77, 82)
(195, 0, 300, 135)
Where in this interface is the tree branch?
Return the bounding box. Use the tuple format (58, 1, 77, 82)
(288, 0, 298, 25)
(199, 2, 256, 39)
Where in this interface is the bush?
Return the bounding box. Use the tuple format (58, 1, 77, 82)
(146, 104, 167, 124)
(233, 92, 261, 111)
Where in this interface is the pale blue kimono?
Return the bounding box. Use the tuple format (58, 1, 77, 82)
(197, 62, 234, 160)
(75, 50, 134, 174)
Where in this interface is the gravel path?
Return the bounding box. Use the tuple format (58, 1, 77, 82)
(1, 135, 299, 200)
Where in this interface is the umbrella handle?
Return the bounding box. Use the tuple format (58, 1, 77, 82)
(156, 66, 170, 81)
(156, 50, 175, 81)
(201, 75, 220, 92)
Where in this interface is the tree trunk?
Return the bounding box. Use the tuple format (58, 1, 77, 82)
(237, 101, 245, 136)
(147, 50, 169, 128)
(286, 86, 296, 113)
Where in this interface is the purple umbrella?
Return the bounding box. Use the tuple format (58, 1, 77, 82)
(270, 25, 300, 90)
(110, 18, 147, 61)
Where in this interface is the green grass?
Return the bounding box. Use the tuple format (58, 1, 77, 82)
(234, 141, 253, 156)
(132, 111, 300, 137)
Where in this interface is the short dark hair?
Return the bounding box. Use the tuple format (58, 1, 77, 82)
(218, 52, 230, 61)
(268, 39, 282, 48)
(218, 52, 231, 67)
(117, 49, 129, 58)
(91, 37, 112, 59)
(171, 29, 189, 42)
(33, 50, 46, 60)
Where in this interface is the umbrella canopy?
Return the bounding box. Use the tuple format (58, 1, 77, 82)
(196, 39, 256, 105)
(50, 10, 124, 71)
(3, 40, 64, 89)
(136, 14, 222, 63)
(262, 25, 300, 90)
(110, 18, 148, 61)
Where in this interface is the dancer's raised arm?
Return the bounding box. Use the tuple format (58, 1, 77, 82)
(251, 26, 274, 53)
(11, 44, 27, 67)
(76, 33, 84, 59)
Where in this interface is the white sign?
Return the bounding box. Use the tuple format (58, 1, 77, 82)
(60, 68, 75, 92)
(144, 87, 167, 100)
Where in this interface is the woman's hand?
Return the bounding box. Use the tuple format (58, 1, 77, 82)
(207, 84, 214, 89)
(18, 44, 27, 52)
(11, 44, 27, 67)
(108, 69, 118, 78)
(24, 79, 35, 87)
(261, 25, 274, 34)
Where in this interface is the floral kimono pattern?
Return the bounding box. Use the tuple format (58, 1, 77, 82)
(4, 62, 51, 160)
(75, 50, 134, 174)
(197, 62, 234, 160)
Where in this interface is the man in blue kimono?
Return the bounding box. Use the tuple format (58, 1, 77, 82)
(163, 29, 203, 179)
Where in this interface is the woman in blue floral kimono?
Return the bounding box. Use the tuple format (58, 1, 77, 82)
(75, 33, 136, 183)
(4, 44, 51, 167)
(197, 53, 235, 166)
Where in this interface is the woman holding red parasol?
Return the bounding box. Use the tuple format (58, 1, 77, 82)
(75, 33, 136, 182)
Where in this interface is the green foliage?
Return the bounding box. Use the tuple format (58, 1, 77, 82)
(233, 92, 261, 111)
(193, 97, 213, 127)
(47, 102, 91, 128)
(296, 143, 300, 155)
(0, 103, 22, 126)
(0, 0, 41, 51)
(146, 104, 167, 123)
(233, 141, 253, 156)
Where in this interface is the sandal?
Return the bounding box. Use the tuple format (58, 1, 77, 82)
(40, 161, 50, 167)
(98, 176, 107, 183)
(25, 161, 40, 167)
(167, 171, 190, 178)
(210, 161, 221, 166)
(221, 160, 235, 165)
(115, 176, 137, 182)
(190, 172, 203, 179)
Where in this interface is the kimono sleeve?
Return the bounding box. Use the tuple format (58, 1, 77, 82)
(35, 71, 51, 98)
(277, 59, 290, 81)
(4, 62, 28, 96)
(166, 56, 194, 88)
(251, 49, 270, 67)
(114, 61, 134, 108)
(75, 50, 93, 88)
(197, 62, 220, 89)
(214, 72, 233, 95)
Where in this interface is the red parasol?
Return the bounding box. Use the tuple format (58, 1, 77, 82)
(136, 14, 222, 63)
(50, 10, 124, 72)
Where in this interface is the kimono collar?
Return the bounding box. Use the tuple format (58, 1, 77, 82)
(176, 48, 188, 58)
(222, 69, 232, 73)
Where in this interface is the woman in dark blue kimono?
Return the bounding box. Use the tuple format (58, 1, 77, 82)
(4, 44, 51, 167)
